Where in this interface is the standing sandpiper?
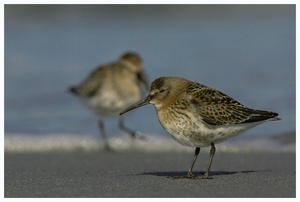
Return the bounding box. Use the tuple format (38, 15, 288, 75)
(69, 52, 148, 150)
(120, 77, 280, 179)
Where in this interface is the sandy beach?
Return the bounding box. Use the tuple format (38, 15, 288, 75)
(5, 148, 295, 197)
(4, 5, 295, 198)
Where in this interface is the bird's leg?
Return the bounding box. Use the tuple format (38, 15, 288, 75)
(98, 119, 113, 151)
(172, 147, 200, 179)
(186, 147, 201, 178)
(118, 117, 145, 140)
(202, 143, 215, 179)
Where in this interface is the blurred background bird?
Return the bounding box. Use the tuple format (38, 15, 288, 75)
(69, 52, 149, 150)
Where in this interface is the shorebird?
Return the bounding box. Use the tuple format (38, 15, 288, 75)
(120, 77, 280, 179)
(69, 52, 148, 150)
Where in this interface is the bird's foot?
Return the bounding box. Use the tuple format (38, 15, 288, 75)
(169, 172, 213, 179)
(131, 131, 148, 141)
(103, 144, 115, 153)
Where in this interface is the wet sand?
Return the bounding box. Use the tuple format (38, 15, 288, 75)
(4, 149, 295, 197)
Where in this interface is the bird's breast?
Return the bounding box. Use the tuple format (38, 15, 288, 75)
(156, 105, 260, 147)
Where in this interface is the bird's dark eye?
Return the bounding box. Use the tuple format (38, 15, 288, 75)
(159, 89, 165, 93)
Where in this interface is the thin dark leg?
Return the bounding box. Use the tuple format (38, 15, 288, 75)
(98, 119, 112, 151)
(186, 147, 201, 177)
(172, 147, 200, 179)
(202, 143, 216, 179)
(118, 117, 145, 139)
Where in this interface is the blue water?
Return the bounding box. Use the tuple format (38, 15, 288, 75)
(5, 5, 295, 150)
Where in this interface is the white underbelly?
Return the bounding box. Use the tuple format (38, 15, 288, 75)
(159, 111, 261, 147)
(82, 90, 141, 117)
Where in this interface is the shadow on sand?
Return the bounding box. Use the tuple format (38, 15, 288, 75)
(141, 170, 269, 178)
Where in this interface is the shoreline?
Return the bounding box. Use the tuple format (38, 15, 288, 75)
(4, 131, 296, 153)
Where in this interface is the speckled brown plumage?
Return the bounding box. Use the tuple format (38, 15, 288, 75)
(120, 76, 280, 179)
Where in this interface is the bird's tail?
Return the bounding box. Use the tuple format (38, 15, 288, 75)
(252, 110, 281, 122)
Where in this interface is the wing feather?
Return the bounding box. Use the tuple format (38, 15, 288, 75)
(189, 85, 278, 125)
(69, 66, 108, 97)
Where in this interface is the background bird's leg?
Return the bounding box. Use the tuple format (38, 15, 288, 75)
(118, 117, 145, 140)
(98, 119, 112, 151)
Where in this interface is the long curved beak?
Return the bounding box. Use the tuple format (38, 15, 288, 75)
(119, 95, 151, 115)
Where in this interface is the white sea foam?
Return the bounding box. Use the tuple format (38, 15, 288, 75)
(4, 133, 295, 153)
